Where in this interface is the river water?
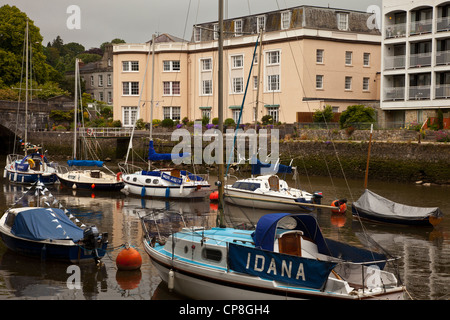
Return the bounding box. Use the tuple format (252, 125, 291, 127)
(0, 171, 448, 301)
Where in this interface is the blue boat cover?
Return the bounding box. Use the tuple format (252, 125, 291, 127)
(148, 140, 190, 161)
(228, 243, 337, 289)
(251, 158, 292, 175)
(67, 160, 103, 167)
(252, 213, 387, 266)
(11, 208, 84, 242)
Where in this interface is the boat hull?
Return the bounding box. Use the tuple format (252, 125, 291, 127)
(0, 231, 107, 264)
(144, 240, 404, 300)
(224, 189, 313, 211)
(4, 169, 58, 185)
(58, 173, 124, 191)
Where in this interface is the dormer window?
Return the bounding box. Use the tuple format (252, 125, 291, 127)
(337, 12, 349, 30)
(281, 11, 291, 30)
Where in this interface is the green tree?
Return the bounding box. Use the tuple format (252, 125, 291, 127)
(339, 105, 376, 129)
(313, 105, 334, 122)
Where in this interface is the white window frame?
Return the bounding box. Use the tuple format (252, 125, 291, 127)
(99, 92, 104, 101)
(281, 11, 291, 30)
(122, 61, 139, 72)
(257, 15, 266, 31)
(337, 12, 349, 31)
(363, 77, 370, 91)
(123, 106, 139, 127)
(231, 55, 244, 69)
(163, 81, 181, 96)
(122, 81, 139, 96)
(232, 77, 244, 94)
(345, 51, 353, 66)
(232, 109, 240, 123)
(316, 49, 324, 64)
(98, 75, 103, 87)
(202, 109, 211, 122)
(202, 79, 213, 95)
(316, 75, 324, 89)
(213, 24, 219, 40)
(363, 52, 371, 66)
(267, 107, 279, 122)
(267, 50, 280, 65)
(163, 106, 181, 120)
(107, 91, 112, 104)
(267, 74, 280, 92)
(163, 60, 180, 72)
(107, 74, 112, 86)
(234, 19, 242, 36)
(345, 76, 352, 91)
(253, 76, 258, 90)
(90, 76, 94, 86)
(201, 58, 212, 71)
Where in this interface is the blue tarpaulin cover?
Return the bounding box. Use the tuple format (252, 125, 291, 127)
(11, 208, 84, 242)
(67, 160, 103, 167)
(148, 140, 190, 161)
(250, 158, 292, 175)
(228, 243, 337, 289)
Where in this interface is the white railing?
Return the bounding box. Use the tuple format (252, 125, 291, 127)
(79, 127, 135, 137)
(409, 52, 432, 68)
(385, 23, 407, 39)
(383, 87, 405, 101)
(384, 55, 406, 70)
(409, 85, 431, 100)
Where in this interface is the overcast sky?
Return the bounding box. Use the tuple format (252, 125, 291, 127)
(6, 0, 381, 49)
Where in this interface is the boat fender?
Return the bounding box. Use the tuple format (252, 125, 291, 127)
(72, 183, 77, 190)
(331, 199, 347, 214)
(141, 186, 146, 197)
(165, 187, 170, 198)
(168, 269, 175, 291)
(3, 169, 6, 178)
(91, 183, 95, 189)
(116, 172, 122, 181)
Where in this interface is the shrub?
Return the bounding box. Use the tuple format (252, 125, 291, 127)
(212, 117, 219, 125)
(435, 130, 450, 142)
(182, 117, 189, 125)
(261, 115, 273, 125)
(339, 105, 375, 129)
(224, 118, 235, 126)
(161, 118, 174, 128)
(313, 105, 334, 123)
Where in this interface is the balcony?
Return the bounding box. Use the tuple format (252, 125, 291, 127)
(410, 18, 433, 35)
(437, 16, 450, 32)
(409, 52, 432, 68)
(384, 55, 406, 70)
(436, 50, 450, 65)
(384, 87, 405, 101)
(385, 23, 407, 39)
(409, 85, 431, 100)
(435, 84, 450, 99)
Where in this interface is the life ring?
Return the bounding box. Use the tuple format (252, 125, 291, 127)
(331, 199, 347, 214)
(27, 158, 35, 168)
(116, 172, 122, 181)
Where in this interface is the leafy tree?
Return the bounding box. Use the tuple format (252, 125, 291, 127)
(339, 105, 376, 129)
(313, 105, 334, 122)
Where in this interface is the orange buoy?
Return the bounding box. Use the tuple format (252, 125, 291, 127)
(210, 191, 218, 201)
(116, 245, 142, 271)
(331, 199, 347, 214)
(91, 183, 95, 189)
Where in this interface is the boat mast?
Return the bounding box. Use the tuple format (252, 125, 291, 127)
(148, 34, 156, 171)
(217, 0, 225, 227)
(364, 123, 373, 189)
(73, 58, 79, 160)
(24, 19, 29, 156)
(254, 27, 263, 130)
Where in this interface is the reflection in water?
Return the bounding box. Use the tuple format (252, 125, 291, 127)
(0, 177, 449, 300)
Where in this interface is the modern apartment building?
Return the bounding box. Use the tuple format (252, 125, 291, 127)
(113, 6, 381, 126)
(381, 0, 450, 127)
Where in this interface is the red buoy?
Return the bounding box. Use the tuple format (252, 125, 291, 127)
(210, 191, 218, 201)
(116, 245, 142, 271)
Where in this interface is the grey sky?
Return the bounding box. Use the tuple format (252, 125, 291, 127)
(6, 0, 381, 49)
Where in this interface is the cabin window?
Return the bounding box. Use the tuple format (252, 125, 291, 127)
(231, 182, 260, 191)
(202, 248, 222, 262)
(5, 212, 16, 228)
(145, 178, 151, 184)
(153, 179, 159, 184)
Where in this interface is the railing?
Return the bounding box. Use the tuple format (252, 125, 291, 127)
(409, 52, 432, 68)
(409, 85, 431, 100)
(79, 127, 135, 137)
(384, 55, 405, 70)
(410, 19, 433, 35)
(385, 23, 407, 39)
(384, 87, 405, 101)
(436, 16, 450, 32)
(435, 84, 450, 99)
(436, 50, 450, 65)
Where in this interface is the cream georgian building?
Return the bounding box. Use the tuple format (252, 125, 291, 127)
(113, 5, 381, 127)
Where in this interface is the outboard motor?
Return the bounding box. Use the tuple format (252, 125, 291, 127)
(82, 226, 108, 264)
(313, 191, 323, 204)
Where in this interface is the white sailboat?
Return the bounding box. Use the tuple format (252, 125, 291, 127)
(140, 0, 406, 300)
(56, 58, 124, 191)
(4, 20, 58, 185)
